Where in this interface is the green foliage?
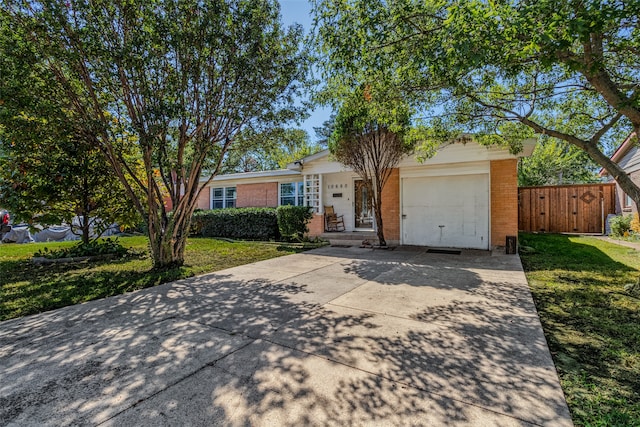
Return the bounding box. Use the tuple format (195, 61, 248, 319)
(329, 86, 413, 246)
(518, 138, 599, 186)
(222, 128, 324, 173)
(609, 215, 633, 238)
(519, 233, 640, 425)
(1, 0, 308, 268)
(195, 208, 280, 240)
(276, 205, 313, 241)
(312, 0, 640, 203)
(34, 238, 130, 260)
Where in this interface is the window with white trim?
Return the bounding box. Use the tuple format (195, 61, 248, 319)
(279, 182, 304, 206)
(211, 186, 236, 209)
(624, 193, 634, 209)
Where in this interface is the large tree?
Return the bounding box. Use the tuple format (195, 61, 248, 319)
(313, 0, 640, 205)
(329, 88, 413, 247)
(0, 44, 139, 243)
(1, 0, 306, 267)
(0, 132, 140, 244)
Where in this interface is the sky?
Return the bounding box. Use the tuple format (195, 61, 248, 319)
(279, 0, 332, 141)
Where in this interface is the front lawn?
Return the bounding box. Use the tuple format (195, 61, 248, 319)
(0, 236, 313, 322)
(519, 233, 640, 426)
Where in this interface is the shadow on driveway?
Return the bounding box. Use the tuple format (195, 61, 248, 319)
(0, 246, 572, 426)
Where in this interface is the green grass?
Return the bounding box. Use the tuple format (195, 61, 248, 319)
(519, 233, 640, 427)
(0, 236, 315, 321)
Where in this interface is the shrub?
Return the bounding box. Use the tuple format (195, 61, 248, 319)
(196, 208, 280, 240)
(631, 213, 640, 234)
(34, 238, 130, 259)
(609, 214, 633, 237)
(190, 209, 207, 236)
(277, 205, 313, 241)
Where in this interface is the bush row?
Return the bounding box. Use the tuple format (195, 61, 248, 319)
(191, 206, 313, 241)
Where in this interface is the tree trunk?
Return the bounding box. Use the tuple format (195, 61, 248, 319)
(81, 218, 90, 245)
(147, 200, 194, 269)
(373, 183, 386, 247)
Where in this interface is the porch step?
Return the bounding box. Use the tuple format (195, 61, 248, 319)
(320, 231, 396, 246)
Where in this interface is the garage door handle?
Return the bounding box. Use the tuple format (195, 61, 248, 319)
(402, 214, 407, 219)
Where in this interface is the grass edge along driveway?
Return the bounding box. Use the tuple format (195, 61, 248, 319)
(520, 233, 640, 427)
(0, 236, 315, 322)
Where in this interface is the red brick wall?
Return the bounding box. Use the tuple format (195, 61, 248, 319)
(196, 188, 210, 210)
(236, 182, 278, 208)
(490, 159, 518, 247)
(380, 168, 400, 241)
(306, 214, 325, 237)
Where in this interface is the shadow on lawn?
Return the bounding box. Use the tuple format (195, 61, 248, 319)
(520, 232, 640, 424)
(519, 232, 637, 275)
(0, 257, 191, 321)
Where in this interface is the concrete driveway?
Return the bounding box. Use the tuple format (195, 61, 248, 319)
(0, 246, 572, 426)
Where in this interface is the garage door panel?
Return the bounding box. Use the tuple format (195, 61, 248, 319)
(402, 174, 488, 249)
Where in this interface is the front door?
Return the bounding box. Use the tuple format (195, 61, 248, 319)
(354, 179, 373, 229)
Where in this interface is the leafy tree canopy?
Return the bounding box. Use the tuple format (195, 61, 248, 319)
(222, 128, 323, 173)
(518, 138, 599, 187)
(1, 0, 307, 267)
(312, 0, 640, 203)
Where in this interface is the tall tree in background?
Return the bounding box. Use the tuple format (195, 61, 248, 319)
(518, 138, 599, 187)
(313, 0, 640, 204)
(1, 0, 306, 267)
(222, 128, 323, 173)
(329, 88, 413, 247)
(313, 113, 336, 146)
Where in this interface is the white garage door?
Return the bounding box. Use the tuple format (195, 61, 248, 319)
(402, 174, 489, 249)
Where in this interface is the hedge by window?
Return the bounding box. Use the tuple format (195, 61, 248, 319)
(280, 182, 304, 206)
(211, 186, 236, 209)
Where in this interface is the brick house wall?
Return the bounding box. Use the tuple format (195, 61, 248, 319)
(380, 168, 400, 242)
(236, 182, 278, 208)
(490, 159, 518, 247)
(196, 188, 210, 210)
(307, 214, 325, 237)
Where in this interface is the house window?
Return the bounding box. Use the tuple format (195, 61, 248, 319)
(211, 186, 236, 209)
(624, 193, 634, 209)
(280, 182, 304, 206)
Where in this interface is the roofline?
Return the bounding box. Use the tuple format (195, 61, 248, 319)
(286, 149, 330, 170)
(286, 137, 536, 170)
(200, 169, 301, 183)
(599, 131, 637, 176)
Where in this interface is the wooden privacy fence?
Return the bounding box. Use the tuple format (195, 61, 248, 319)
(518, 183, 616, 234)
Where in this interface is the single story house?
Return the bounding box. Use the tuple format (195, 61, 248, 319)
(196, 139, 536, 250)
(599, 132, 639, 214)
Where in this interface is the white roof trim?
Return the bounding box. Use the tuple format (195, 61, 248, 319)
(200, 169, 301, 183)
(286, 149, 330, 169)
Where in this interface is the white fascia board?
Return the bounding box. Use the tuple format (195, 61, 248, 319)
(200, 169, 302, 185)
(399, 139, 535, 168)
